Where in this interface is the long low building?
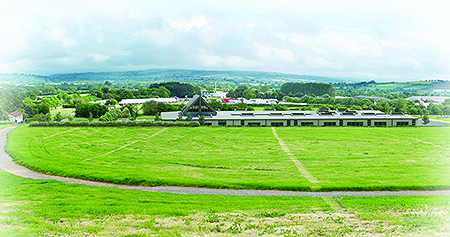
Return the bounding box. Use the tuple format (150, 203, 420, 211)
(119, 97, 178, 105)
(161, 95, 418, 126)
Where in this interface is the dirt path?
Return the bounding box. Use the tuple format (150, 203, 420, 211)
(1, 126, 450, 197)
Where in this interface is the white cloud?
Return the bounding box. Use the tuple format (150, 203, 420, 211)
(0, 0, 449, 79)
(47, 27, 76, 48)
(0, 17, 28, 62)
(166, 16, 208, 33)
(128, 10, 144, 21)
(88, 53, 110, 63)
(197, 50, 258, 68)
(140, 28, 174, 46)
(253, 43, 297, 63)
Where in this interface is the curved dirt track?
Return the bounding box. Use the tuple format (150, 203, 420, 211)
(1, 126, 450, 197)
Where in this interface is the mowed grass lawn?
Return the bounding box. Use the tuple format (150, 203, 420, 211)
(276, 126, 450, 190)
(2, 169, 449, 235)
(6, 126, 450, 191)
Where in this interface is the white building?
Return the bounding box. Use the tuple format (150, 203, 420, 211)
(162, 95, 418, 127)
(119, 97, 178, 105)
(245, 98, 278, 104)
(9, 111, 23, 123)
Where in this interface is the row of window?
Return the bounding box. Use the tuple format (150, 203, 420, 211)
(215, 120, 410, 126)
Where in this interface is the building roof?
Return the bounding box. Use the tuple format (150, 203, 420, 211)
(406, 96, 450, 104)
(353, 96, 391, 101)
(9, 111, 23, 117)
(180, 95, 217, 116)
(119, 98, 177, 105)
(162, 109, 417, 121)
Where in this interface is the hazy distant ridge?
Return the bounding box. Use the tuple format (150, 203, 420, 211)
(0, 69, 346, 84)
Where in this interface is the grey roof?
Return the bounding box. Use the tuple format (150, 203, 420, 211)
(162, 109, 418, 121)
(353, 96, 391, 101)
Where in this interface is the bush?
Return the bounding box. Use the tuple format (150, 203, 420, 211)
(29, 121, 200, 127)
(75, 103, 108, 118)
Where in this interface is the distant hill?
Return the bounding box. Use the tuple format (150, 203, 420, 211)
(0, 73, 49, 83)
(48, 69, 346, 84)
(1, 69, 345, 84)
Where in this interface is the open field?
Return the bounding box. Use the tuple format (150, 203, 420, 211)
(1, 169, 449, 236)
(6, 126, 450, 191)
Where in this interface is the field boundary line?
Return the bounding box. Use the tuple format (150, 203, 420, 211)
(377, 130, 449, 149)
(377, 130, 399, 138)
(412, 138, 449, 149)
(236, 128, 249, 137)
(271, 127, 320, 184)
(84, 127, 168, 161)
(322, 197, 344, 211)
(42, 128, 79, 139)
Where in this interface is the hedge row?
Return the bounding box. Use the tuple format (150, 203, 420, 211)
(29, 121, 200, 127)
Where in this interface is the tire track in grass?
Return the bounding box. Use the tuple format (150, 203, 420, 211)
(378, 130, 448, 149)
(83, 127, 168, 161)
(412, 138, 449, 150)
(235, 128, 249, 137)
(42, 128, 79, 139)
(271, 127, 320, 185)
(2, 126, 450, 197)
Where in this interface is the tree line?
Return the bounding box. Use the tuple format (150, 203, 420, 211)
(281, 82, 336, 97)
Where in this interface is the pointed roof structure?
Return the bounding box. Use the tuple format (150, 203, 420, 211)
(180, 95, 217, 116)
(9, 111, 23, 117)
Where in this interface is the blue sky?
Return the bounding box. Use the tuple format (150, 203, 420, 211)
(1, 0, 449, 81)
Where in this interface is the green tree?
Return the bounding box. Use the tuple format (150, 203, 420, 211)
(155, 112, 161, 121)
(422, 113, 430, 125)
(54, 112, 63, 122)
(42, 86, 57, 95)
(37, 104, 50, 114)
(198, 114, 205, 125)
(26, 91, 37, 100)
(394, 98, 406, 113)
(242, 89, 256, 100)
(428, 104, 442, 115)
(142, 101, 159, 115)
(176, 113, 184, 121)
(122, 107, 131, 118)
(106, 99, 118, 106)
(443, 105, 450, 116)
(185, 112, 192, 121)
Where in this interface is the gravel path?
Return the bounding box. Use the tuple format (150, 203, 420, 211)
(1, 126, 450, 197)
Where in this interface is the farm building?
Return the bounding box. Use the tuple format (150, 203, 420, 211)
(161, 95, 418, 127)
(9, 111, 24, 123)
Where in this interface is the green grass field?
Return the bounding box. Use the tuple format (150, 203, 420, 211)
(1, 169, 449, 236)
(6, 126, 450, 191)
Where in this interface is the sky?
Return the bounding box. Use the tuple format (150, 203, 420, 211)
(1, 0, 450, 81)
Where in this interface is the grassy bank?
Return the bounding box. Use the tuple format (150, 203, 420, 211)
(0, 169, 449, 236)
(6, 126, 450, 191)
